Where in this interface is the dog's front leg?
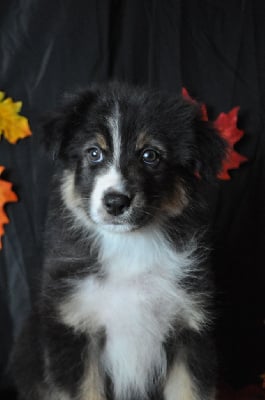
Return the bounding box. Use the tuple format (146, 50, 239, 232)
(163, 357, 215, 400)
(164, 357, 199, 400)
(78, 343, 106, 400)
(42, 315, 107, 400)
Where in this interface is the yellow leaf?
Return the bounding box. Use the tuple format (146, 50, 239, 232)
(0, 92, 32, 144)
(0, 166, 18, 249)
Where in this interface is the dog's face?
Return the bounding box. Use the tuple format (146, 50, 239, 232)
(44, 83, 226, 233)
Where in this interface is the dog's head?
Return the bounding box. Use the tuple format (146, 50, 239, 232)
(43, 83, 226, 233)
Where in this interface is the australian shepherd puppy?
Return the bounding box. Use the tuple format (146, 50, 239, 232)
(13, 83, 226, 400)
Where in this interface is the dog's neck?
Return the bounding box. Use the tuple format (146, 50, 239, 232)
(91, 224, 197, 281)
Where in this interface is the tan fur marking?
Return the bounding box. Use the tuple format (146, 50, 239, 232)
(162, 181, 189, 216)
(96, 134, 108, 151)
(164, 359, 199, 400)
(79, 352, 106, 400)
(136, 132, 166, 152)
(136, 132, 149, 150)
(61, 171, 81, 208)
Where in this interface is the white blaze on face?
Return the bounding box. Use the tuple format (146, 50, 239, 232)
(90, 106, 129, 225)
(108, 104, 121, 167)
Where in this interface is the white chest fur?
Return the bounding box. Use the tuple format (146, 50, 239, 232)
(59, 227, 205, 399)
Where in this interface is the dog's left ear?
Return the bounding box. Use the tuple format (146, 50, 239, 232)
(194, 116, 227, 182)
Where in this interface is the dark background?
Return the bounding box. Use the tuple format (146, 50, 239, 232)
(0, 0, 265, 398)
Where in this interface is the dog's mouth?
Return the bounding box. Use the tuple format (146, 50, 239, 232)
(96, 221, 137, 233)
(90, 209, 147, 233)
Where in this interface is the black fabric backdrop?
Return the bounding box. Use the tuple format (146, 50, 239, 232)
(1, 0, 265, 397)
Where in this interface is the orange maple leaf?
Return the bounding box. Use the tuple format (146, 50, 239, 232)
(0, 166, 18, 249)
(182, 88, 247, 180)
(0, 91, 32, 144)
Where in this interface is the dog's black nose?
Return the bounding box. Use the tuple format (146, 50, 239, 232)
(103, 192, 131, 216)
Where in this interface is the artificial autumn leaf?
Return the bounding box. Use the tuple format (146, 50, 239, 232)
(0, 91, 32, 144)
(214, 107, 248, 180)
(0, 166, 18, 249)
(182, 87, 247, 180)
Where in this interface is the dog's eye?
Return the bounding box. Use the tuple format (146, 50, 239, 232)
(141, 149, 160, 165)
(87, 147, 103, 163)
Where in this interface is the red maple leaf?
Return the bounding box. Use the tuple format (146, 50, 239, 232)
(182, 88, 247, 180)
(214, 107, 248, 180)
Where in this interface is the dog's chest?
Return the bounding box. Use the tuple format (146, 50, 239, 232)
(65, 264, 178, 397)
(75, 267, 178, 336)
(61, 231, 187, 336)
(59, 231, 195, 397)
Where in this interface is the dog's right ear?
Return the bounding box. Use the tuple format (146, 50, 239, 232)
(41, 110, 65, 160)
(41, 88, 99, 159)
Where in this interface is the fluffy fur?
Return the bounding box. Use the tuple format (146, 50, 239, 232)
(12, 82, 226, 400)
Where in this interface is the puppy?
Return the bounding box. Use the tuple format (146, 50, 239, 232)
(13, 83, 226, 400)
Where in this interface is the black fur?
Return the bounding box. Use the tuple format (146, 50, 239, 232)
(12, 82, 226, 400)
